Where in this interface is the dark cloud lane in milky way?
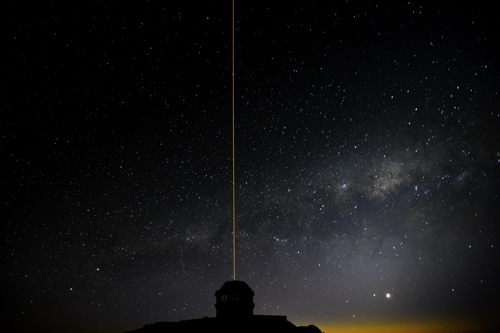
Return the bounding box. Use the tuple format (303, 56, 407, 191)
(3, 1, 499, 333)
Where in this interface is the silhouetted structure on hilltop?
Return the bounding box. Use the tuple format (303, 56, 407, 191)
(125, 280, 323, 333)
(215, 280, 255, 318)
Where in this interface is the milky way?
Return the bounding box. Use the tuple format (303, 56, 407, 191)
(3, 2, 499, 332)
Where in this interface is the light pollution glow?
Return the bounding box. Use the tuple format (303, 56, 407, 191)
(302, 318, 496, 333)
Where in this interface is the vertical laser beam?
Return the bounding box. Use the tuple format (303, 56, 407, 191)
(232, 0, 236, 281)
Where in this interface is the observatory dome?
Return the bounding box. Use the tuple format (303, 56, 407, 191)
(215, 280, 255, 318)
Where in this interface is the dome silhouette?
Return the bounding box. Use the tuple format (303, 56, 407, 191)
(215, 280, 255, 318)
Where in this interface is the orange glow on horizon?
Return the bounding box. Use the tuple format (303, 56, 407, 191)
(295, 317, 495, 333)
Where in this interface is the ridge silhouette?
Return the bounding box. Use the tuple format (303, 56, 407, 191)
(125, 280, 323, 333)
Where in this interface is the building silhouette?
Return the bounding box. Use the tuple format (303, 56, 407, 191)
(215, 280, 255, 318)
(125, 280, 322, 333)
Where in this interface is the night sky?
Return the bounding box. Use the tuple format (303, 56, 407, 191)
(3, 1, 500, 333)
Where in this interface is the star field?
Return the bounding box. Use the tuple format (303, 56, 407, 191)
(3, 2, 499, 333)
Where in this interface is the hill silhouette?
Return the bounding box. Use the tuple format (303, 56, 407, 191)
(124, 280, 323, 333)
